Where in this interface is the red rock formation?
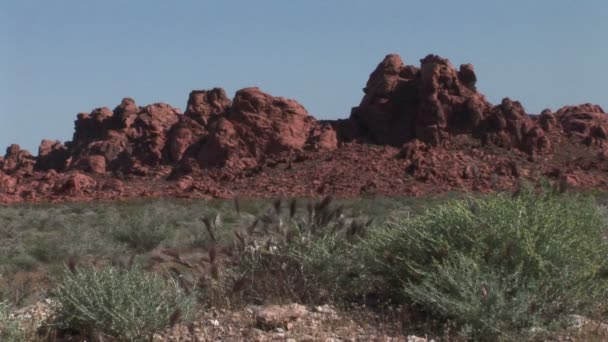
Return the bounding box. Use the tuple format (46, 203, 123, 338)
(351, 54, 492, 146)
(58, 173, 97, 196)
(166, 116, 206, 163)
(184, 88, 232, 126)
(350, 54, 551, 155)
(196, 87, 336, 171)
(1, 145, 35, 175)
(74, 155, 107, 174)
(69, 99, 182, 173)
(480, 98, 550, 154)
(1, 53, 607, 204)
(36, 140, 70, 171)
(0, 172, 18, 194)
(554, 104, 608, 145)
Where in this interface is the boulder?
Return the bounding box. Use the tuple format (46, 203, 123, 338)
(0, 172, 18, 194)
(228, 87, 315, 156)
(74, 155, 107, 174)
(555, 104, 608, 145)
(70, 98, 182, 171)
(102, 179, 125, 193)
(196, 87, 327, 170)
(57, 172, 97, 195)
(36, 140, 70, 171)
(184, 88, 232, 126)
(2, 144, 35, 175)
(166, 116, 206, 162)
(481, 98, 550, 154)
(350, 54, 491, 146)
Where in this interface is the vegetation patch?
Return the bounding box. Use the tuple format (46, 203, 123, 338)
(1, 192, 607, 340)
(53, 264, 195, 341)
(361, 191, 608, 339)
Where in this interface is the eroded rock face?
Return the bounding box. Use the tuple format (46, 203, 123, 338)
(128, 103, 181, 166)
(184, 88, 232, 126)
(351, 54, 492, 146)
(2, 53, 608, 204)
(57, 172, 97, 195)
(36, 140, 70, 171)
(480, 98, 550, 154)
(195, 87, 335, 171)
(166, 116, 206, 163)
(70, 99, 182, 173)
(197, 117, 245, 168)
(349, 53, 552, 155)
(554, 104, 608, 145)
(2, 145, 35, 175)
(74, 155, 107, 174)
(0, 172, 18, 194)
(228, 87, 316, 156)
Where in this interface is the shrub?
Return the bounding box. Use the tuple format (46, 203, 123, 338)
(233, 198, 370, 303)
(0, 301, 25, 341)
(53, 265, 195, 341)
(362, 192, 608, 339)
(109, 209, 172, 252)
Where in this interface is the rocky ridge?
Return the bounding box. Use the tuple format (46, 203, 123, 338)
(2, 53, 607, 203)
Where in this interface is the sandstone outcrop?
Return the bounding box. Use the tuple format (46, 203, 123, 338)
(350, 54, 550, 155)
(350, 54, 492, 146)
(1, 53, 607, 204)
(1, 144, 35, 175)
(69, 99, 182, 173)
(184, 88, 232, 126)
(554, 104, 608, 145)
(195, 87, 337, 171)
(36, 140, 70, 171)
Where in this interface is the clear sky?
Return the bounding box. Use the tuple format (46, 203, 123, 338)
(1, 0, 607, 154)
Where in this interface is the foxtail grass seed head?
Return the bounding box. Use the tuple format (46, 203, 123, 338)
(233, 197, 241, 215)
(232, 276, 251, 293)
(169, 308, 182, 326)
(67, 256, 78, 274)
(209, 247, 217, 264)
(201, 216, 217, 241)
(273, 199, 282, 216)
(289, 199, 297, 219)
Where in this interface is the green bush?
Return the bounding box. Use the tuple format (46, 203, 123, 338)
(233, 198, 369, 303)
(53, 265, 195, 341)
(109, 209, 172, 252)
(362, 192, 608, 339)
(0, 301, 25, 341)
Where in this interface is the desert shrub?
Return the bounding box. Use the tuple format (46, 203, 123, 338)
(0, 300, 25, 341)
(232, 198, 370, 304)
(109, 209, 172, 252)
(361, 191, 608, 339)
(53, 265, 195, 341)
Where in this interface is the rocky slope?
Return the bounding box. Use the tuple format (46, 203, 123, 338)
(2, 54, 607, 203)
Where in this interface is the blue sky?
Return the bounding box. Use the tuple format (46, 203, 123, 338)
(1, 0, 607, 154)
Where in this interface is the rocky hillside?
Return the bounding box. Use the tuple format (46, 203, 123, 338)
(2, 54, 607, 203)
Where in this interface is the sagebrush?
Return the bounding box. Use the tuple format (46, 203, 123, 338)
(53, 265, 195, 341)
(361, 191, 608, 339)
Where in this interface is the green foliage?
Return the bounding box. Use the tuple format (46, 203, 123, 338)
(362, 191, 608, 339)
(0, 301, 25, 341)
(53, 265, 195, 341)
(233, 198, 370, 303)
(109, 209, 172, 252)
